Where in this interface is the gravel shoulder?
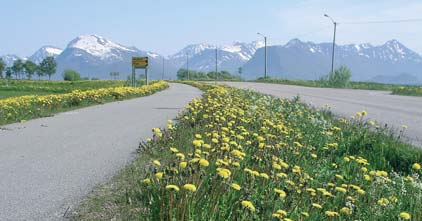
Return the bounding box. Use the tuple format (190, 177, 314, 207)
(0, 83, 202, 220)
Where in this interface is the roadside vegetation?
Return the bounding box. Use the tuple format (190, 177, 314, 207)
(255, 66, 422, 96)
(0, 81, 168, 125)
(73, 81, 421, 221)
(177, 68, 242, 81)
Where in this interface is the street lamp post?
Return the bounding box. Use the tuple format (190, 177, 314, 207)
(257, 32, 267, 78)
(215, 46, 218, 82)
(324, 14, 337, 76)
(162, 57, 165, 80)
(186, 52, 189, 80)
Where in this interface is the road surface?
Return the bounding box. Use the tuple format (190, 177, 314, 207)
(221, 82, 422, 147)
(0, 83, 202, 220)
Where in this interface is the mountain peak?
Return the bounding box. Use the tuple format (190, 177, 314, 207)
(66, 34, 136, 59)
(285, 38, 305, 47)
(29, 46, 62, 63)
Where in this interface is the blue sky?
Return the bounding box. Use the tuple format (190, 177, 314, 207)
(1, 0, 422, 56)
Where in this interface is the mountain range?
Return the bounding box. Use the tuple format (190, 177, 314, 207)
(1, 35, 422, 84)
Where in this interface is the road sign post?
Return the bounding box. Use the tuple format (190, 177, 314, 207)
(132, 57, 149, 86)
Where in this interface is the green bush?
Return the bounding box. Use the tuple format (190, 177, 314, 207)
(63, 69, 81, 81)
(326, 66, 352, 88)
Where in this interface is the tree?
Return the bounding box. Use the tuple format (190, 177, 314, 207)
(39, 57, 57, 80)
(238, 67, 243, 76)
(0, 58, 5, 79)
(11, 59, 24, 79)
(35, 66, 44, 80)
(177, 68, 190, 80)
(63, 69, 81, 81)
(110, 72, 120, 80)
(5, 67, 13, 79)
(24, 61, 37, 80)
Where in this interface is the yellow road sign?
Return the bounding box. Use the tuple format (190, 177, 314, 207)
(132, 57, 148, 68)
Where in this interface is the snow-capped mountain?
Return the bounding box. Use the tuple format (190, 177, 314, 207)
(243, 39, 422, 83)
(170, 41, 264, 72)
(28, 46, 63, 64)
(55, 35, 177, 79)
(0, 54, 27, 66)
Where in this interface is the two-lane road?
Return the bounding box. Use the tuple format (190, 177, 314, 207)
(221, 82, 422, 147)
(0, 83, 202, 220)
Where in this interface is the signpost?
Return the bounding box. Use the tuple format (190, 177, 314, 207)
(131, 57, 149, 87)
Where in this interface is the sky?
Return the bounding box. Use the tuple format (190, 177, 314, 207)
(1, 0, 422, 57)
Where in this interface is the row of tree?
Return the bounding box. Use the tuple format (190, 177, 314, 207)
(0, 57, 57, 80)
(176, 69, 242, 81)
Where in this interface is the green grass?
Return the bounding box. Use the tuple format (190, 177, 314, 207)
(0, 90, 60, 99)
(71, 81, 422, 221)
(254, 77, 422, 96)
(0, 79, 149, 100)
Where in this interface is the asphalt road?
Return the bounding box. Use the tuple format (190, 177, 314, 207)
(221, 82, 422, 147)
(0, 83, 202, 221)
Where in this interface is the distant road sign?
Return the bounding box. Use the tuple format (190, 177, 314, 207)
(132, 57, 148, 68)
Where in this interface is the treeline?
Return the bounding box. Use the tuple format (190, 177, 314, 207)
(0, 57, 57, 80)
(177, 69, 242, 81)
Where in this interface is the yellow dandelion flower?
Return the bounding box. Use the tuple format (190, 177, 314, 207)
(335, 187, 347, 193)
(169, 147, 179, 153)
(274, 188, 287, 198)
(155, 172, 163, 179)
(325, 211, 339, 217)
(176, 153, 185, 160)
(199, 159, 209, 167)
(312, 203, 322, 209)
(260, 173, 270, 179)
(377, 198, 389, 206)
(340, 207, 352, 215)
(165, 184, 180, 192)
(217, 168, 231, 179)
(399, 212, 411, 220)
(412, 163, 421, 170)
(183, 184, 197, 192)
(142, 178, 151, 184)
(230, 183, 241, 190)
(301, 212, 309, 217)
(179, 161, 187, 168)
(241, 200, 255, 212)
(153, 160, 161, 166)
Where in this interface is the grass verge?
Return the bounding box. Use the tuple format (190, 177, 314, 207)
(71, 81, 422, 221)
(255, 77, 422, 97)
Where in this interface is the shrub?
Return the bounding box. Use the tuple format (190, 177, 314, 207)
(63, 69, 81, 81)
(326, 66, 352, 88)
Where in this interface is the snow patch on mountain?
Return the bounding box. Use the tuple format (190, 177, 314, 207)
(67, 35, 136, 60)
(29, 46, 62, 63)
(0, 54, 27, 66)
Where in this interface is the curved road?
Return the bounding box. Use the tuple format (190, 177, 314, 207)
(0, 83, 202, 220)
(221, 82, 422, 147)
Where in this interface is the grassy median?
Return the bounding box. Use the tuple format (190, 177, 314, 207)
(71, 82, 421, 221)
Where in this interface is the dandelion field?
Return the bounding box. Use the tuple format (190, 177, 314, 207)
(0, 80, 168, 125)
(74, 82, 422, 221)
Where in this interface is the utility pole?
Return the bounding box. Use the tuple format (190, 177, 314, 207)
(324, 14, 337, 76)
(257, 32, 267, 78)
(186, 52, 189, 80)
(162, 57, 165, 80)
(215, 46, 218, 82)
